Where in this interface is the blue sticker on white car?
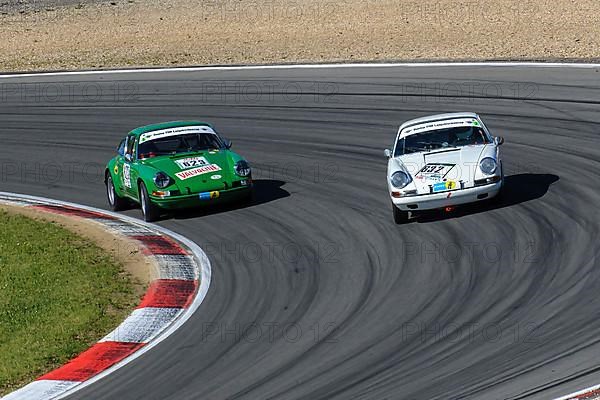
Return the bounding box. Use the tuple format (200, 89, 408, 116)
(432, 181, 457, 192)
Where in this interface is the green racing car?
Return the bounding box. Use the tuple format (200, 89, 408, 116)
(105, 121, 253, 222)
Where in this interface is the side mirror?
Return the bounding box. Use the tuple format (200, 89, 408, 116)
(495, 136, 505, 146)
(223, 138, 232, 149)
(124, 153, 133, 162)
(384, 149, 391, 158)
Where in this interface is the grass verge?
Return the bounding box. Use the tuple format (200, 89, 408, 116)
(0, 210, 139, 395)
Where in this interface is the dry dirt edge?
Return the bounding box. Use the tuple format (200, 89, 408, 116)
(0, 204, 154, 299)
(0, 0, 599, 72)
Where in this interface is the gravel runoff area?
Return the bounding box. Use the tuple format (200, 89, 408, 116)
(0, 0, 599, 71)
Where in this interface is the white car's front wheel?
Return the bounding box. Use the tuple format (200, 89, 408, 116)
(392, 203, 409, 224)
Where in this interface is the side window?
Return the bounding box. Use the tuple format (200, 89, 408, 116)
(117, 139, 126, 156)
(126, 135, 136, 158)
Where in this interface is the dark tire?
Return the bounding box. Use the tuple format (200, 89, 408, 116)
(243, 187, 255, 205)
(392, 203, 409, 224)
(106, 173, 128, 211)
(139, 182, 160, 222)
(492, 164, 505, 204)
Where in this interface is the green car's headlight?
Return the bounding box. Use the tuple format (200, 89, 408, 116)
(153, 172, 172, 188)
(390, 171, 412, 189)
(235, 160, 251, 177)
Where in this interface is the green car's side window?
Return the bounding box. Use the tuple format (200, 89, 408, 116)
(117, 139, 126, 157)
(125, 135, 136, 160)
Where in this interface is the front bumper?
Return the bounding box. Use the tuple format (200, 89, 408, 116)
(391, 181, 502, 211)
(149, 184, 252, 209)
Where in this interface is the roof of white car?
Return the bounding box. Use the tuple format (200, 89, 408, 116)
(399, 112, 479, 131)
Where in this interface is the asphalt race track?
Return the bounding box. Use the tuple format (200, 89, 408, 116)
(1, 65, 599, 400)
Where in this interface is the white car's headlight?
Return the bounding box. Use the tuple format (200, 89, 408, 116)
(390, 171, 412, 189)
(153, 172, 172, 188)
(479, 158, 497, 175)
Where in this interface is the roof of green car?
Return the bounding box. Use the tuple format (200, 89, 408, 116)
(128, 121, 213, 137)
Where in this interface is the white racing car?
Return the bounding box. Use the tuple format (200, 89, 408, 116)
(385, 112, 504, 224)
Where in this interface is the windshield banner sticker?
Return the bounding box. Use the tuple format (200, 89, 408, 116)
(139, 126, 216, 143)
(402, 118, 477, 137)
(175, 164, 222, 180)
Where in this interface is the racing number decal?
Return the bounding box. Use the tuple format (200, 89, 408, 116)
(421, 164, 447, 174)
(417, 163, 455, 182)
(175, 157, 209, 170)
(123, 163, 131, 188)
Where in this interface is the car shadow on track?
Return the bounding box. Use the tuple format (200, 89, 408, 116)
(168, 179, 290, 221)
(413, 173, 560, 224)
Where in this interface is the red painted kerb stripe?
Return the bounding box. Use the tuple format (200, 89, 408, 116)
(38, 342, 144, 382)
(570, 389, 600, 399)
(32, 205, 115, 220)
(137, 279, 198, 309)
(131, 235, 188, 256)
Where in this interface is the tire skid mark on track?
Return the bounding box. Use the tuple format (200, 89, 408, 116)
(0, 193, 208, 400)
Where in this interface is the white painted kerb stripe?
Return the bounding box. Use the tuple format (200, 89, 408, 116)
(100, 307, 183, 344)
(2, 381, 78, 400)
(0, 61, 599, 79)
(554, 384, 600, 400)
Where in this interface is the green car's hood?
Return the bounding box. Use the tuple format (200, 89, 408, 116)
(141, 150, 237, 192)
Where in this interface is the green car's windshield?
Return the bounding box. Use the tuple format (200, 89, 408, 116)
(138, 132, 224, 159)
(395, 126, 490, 156)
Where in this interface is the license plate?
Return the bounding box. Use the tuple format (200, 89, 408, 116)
(199, 191, 220, 200)
(432, 181, 457, 193)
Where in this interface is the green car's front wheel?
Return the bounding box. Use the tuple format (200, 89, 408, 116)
(106, 173, 128, 211)
(139, 182, 160, 222)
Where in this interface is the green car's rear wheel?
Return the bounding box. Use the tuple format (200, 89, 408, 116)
(106, 173, 128, 211)
(139, 182, 160, 222)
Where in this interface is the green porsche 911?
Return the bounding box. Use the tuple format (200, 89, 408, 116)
(105, 121, 253, 222)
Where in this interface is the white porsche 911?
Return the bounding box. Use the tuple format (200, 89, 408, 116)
(385, 112, 505, 223)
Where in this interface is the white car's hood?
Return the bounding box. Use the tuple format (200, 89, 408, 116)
(388, 144, 491, 193)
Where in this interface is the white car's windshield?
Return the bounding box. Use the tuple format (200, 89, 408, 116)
(395, 126, 490, 156)
(138, 133, 224, 159)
